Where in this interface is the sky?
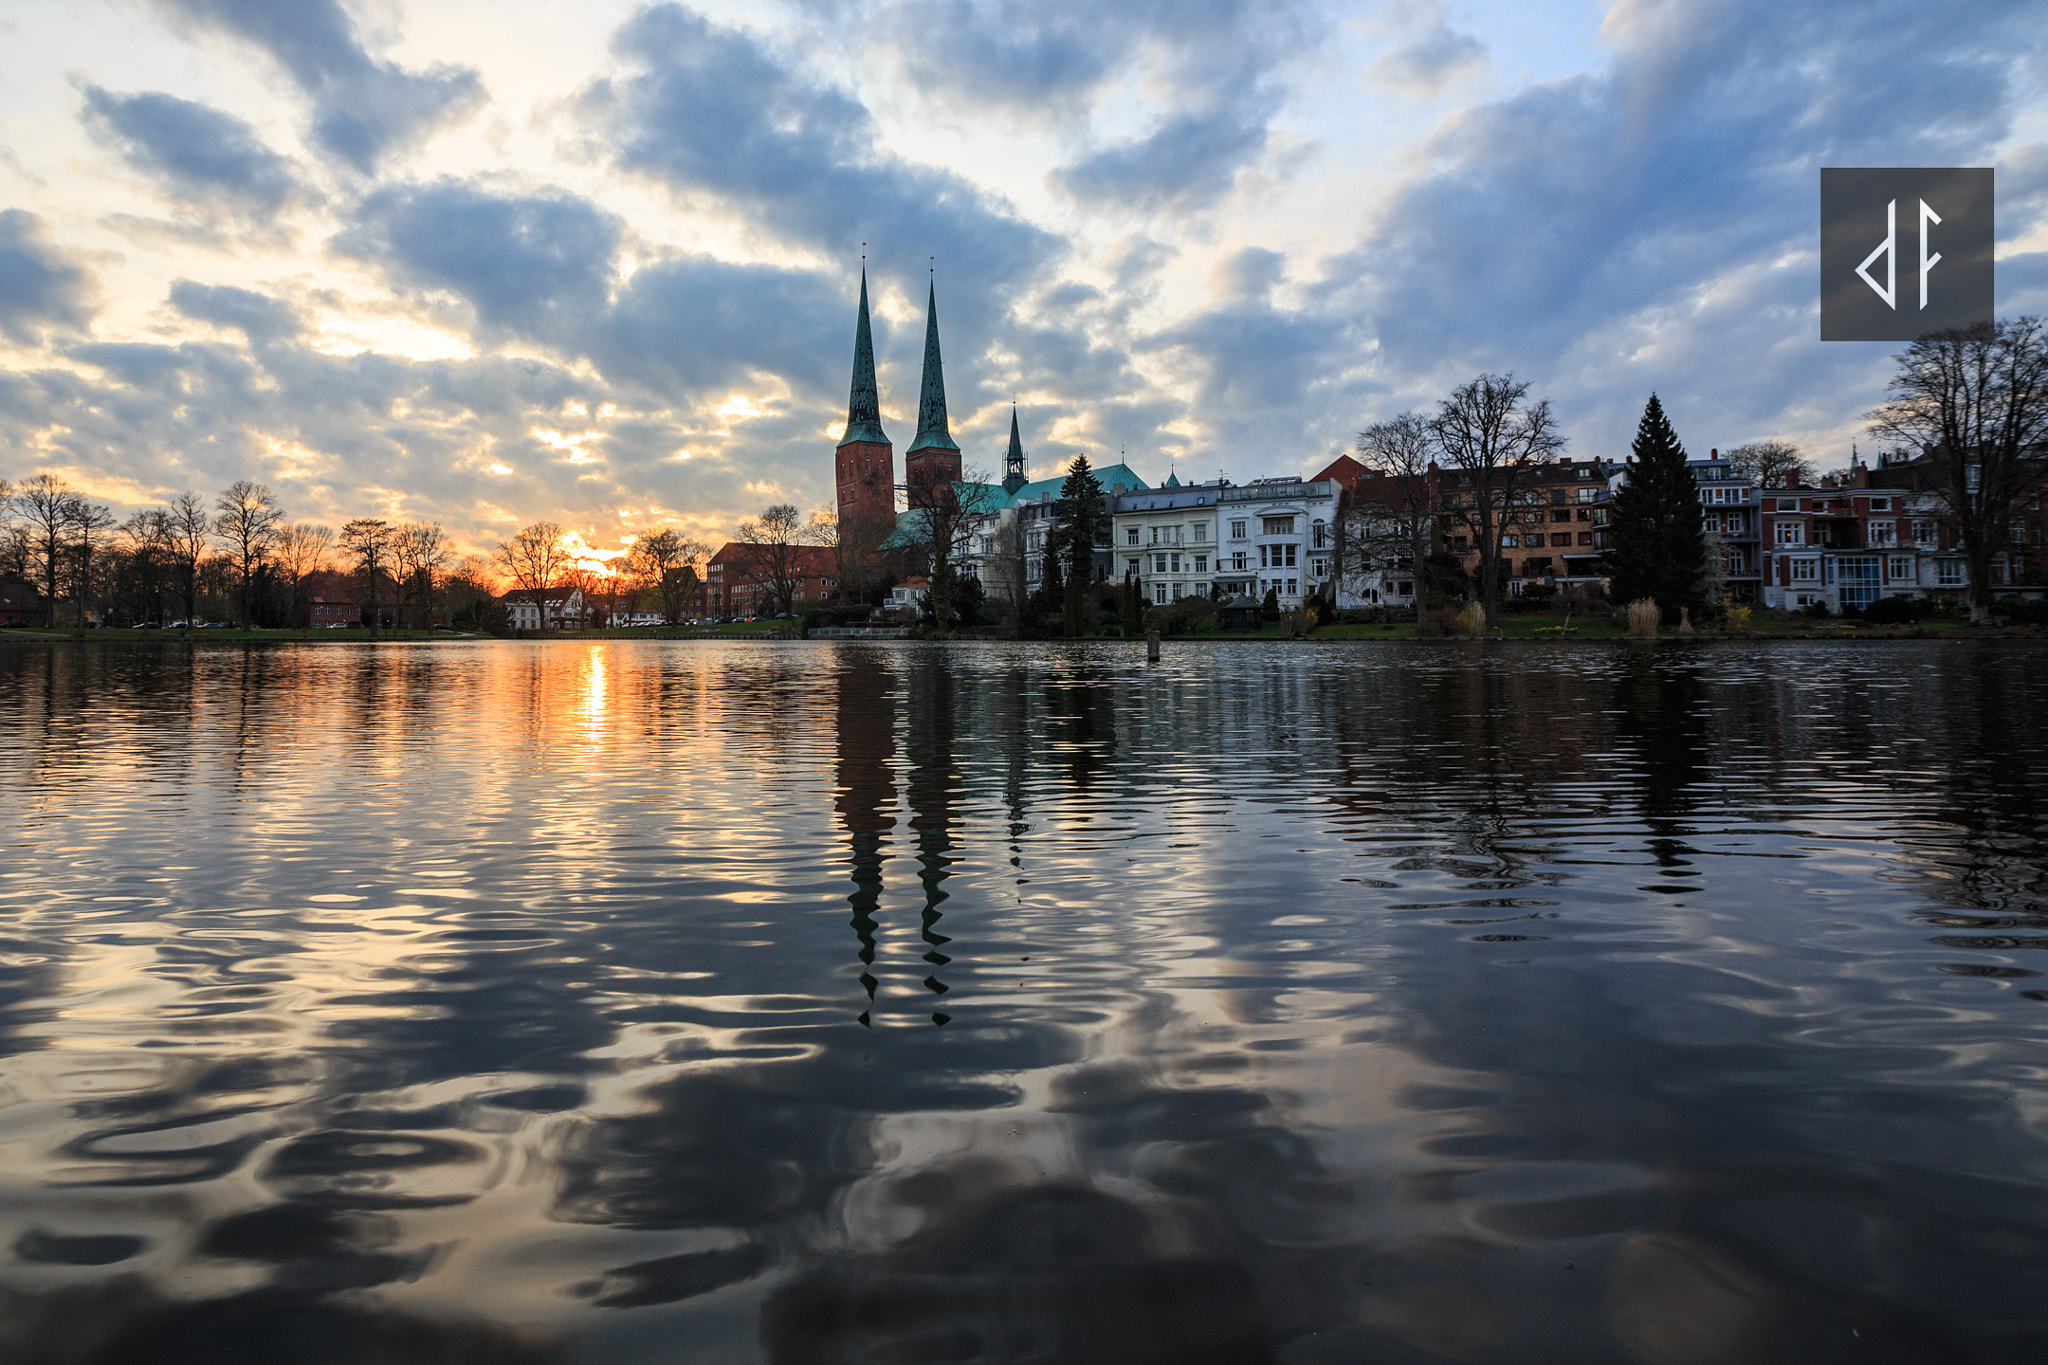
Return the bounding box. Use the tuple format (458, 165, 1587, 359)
(1, 0, 2044, 555)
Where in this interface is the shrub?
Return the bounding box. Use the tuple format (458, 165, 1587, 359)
(1456, 601, 1488, 636)
(1723, 604, 1754, 631)
(1862, 595, 1930, 625)
(1625, 598, 1660, 636)
(1417, 606, 1463, 637)
(1157, 595, 1219, 636)
(1798, 600, 1832, 619)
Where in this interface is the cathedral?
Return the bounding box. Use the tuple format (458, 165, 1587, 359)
(834, 269, 963, 529)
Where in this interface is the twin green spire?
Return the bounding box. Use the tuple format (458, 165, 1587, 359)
(839, 269, 960, 455)
(838, 268, 887, 448)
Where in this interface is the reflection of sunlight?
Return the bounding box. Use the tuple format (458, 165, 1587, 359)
(583, 646, 608, 744)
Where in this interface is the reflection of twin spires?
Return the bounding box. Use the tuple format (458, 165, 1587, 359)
(833, 271, 961, 527)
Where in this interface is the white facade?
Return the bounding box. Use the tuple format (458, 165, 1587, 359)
(505, 588, 585, 630)
(1111, 477, 1338, 607)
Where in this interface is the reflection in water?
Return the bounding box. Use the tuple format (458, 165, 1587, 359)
(3, 639, 2048, 1362)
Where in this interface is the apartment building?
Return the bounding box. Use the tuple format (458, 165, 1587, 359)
(1692, 452, 1763, 602)
(1108, 476, 1338, 607)
(1440, 459, 1614, 595)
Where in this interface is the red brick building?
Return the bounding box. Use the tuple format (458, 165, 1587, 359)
(704, 544, 839, 616)
(0, 575, 45, 627)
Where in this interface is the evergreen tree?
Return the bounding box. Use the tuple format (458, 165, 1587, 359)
(1261, 585, 1280, 621)
(1604, 394, 1709, 619)
(1120, 568, 1145, 636)
(1058, 456, 1105, 637)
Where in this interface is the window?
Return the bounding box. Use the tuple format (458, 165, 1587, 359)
(1028, 532, 1042, 553)
(1869, 497, 1890, 511)
(1126, 558, 1140, 576)
(1576, 508, 1591, 521)
(1286, 578, 1298, 596)
(1170, 582, 1183, 600)
(1887, 556, 1911, 581)
(1551, 489, 1568, 505)
(1453, 535, 1469, 550)
(1154, 583, 1168, 604)
(1868, 520, 1895, 546)
(1263, 516, 1295, 535)
(1230, 519, 1247, 539)
(1258, 545, 1270, 568)
(1169, 553, 1181, 572)
(1311, 520, 1326, 548)
(1312, 559, 1327, 578)
(1396, 581, 1413, 596)
(1577, 532, 1593, 546)
(1776, 498, 1799, 512)
(1913, 520, 1938, 546)
(1577, 487, 1596, 502)
(1577, 468, 1592, 480)
(1501, 534, 1519, 548)
(1193, 522, 1207, 542)
(1775, 521, 1805, 546)
(1127, 528, 1139, 545)
(1791, 558, 1819, 581)
(1152, 554, 1166, 573)
(1282, 544, 1296, 567)
(1194, 555, 1208, 573)
(1232, 552, 1247, 571)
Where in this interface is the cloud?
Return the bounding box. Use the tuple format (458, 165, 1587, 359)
(339, 179, 622, 340)
(585, 4, 1057, 304)
(1317, 0, 2036, 426)
(1051, 105, 1273, 212)
(1366, 17, 1487, 99)
(80, 85, 303, 214)
(169, 279, 303, 346)
(152, 0, 483, 172)
(0, 210, 98, 344)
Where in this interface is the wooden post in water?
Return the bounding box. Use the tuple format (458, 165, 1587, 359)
(1146, 630, 1160, 663)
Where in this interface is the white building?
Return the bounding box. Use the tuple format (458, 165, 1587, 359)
(504, 587, 585, 631)
(1110, 475, 1338, 607)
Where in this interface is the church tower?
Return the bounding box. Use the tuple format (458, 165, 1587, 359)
(1002, 405, 1028, 494)
(835, 268, 894, 528)
(903, 278, 961, 490)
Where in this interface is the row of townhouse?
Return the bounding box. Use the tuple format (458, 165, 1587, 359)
(1689, 450, 2045, 610)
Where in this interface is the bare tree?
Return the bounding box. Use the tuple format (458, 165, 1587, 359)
(627, 528, 708, 624)
(274, 522, 334, 632)
(66, 500, 116, 631)
(339, 518, 395, 636)
(13, 474, 77, 620)
(119, 510, 177, 626)
(392, 522, 451, 630)
(734, 503, 826, 618)
(165, 492, 212, 637)
(495, 521, 569, 631)
(826, 503, 897, 609)
(900, 469, 1000, 634)
(213, 480, 284, 628)
(989, 513, 1030, 633)
(1868, 318, 2048, 624)
(1724, 439, 1813, 490)
(1346, 411, 1439, 613)
(1430, 374, 1567, 626)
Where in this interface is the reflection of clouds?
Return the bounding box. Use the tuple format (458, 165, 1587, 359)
(2, 641, 2048, 1358)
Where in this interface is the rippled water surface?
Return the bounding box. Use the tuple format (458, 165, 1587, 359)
(4, 639, 2048, 1363)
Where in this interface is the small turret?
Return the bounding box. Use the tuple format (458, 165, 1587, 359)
(1002, 406, 1027, 494)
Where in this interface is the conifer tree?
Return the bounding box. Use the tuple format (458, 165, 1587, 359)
(1604, 394, 1709, 619)
(1058, 455, 1105, 637)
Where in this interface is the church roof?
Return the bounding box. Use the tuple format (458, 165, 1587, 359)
(876, 461, 1152, 549)
(905, 280, 959, 456)
(838, 268, 888, 448)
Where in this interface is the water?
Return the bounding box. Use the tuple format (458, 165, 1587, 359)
(2, 638, 2047, 1363)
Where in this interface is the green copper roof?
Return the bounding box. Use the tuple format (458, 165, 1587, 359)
(1002, 406, 1027, 494)
(906, 280, 959, 455)
(874, 461, 1155, 549)
(1164, 471, 1180, 487)
(838, 268, 889, 448)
